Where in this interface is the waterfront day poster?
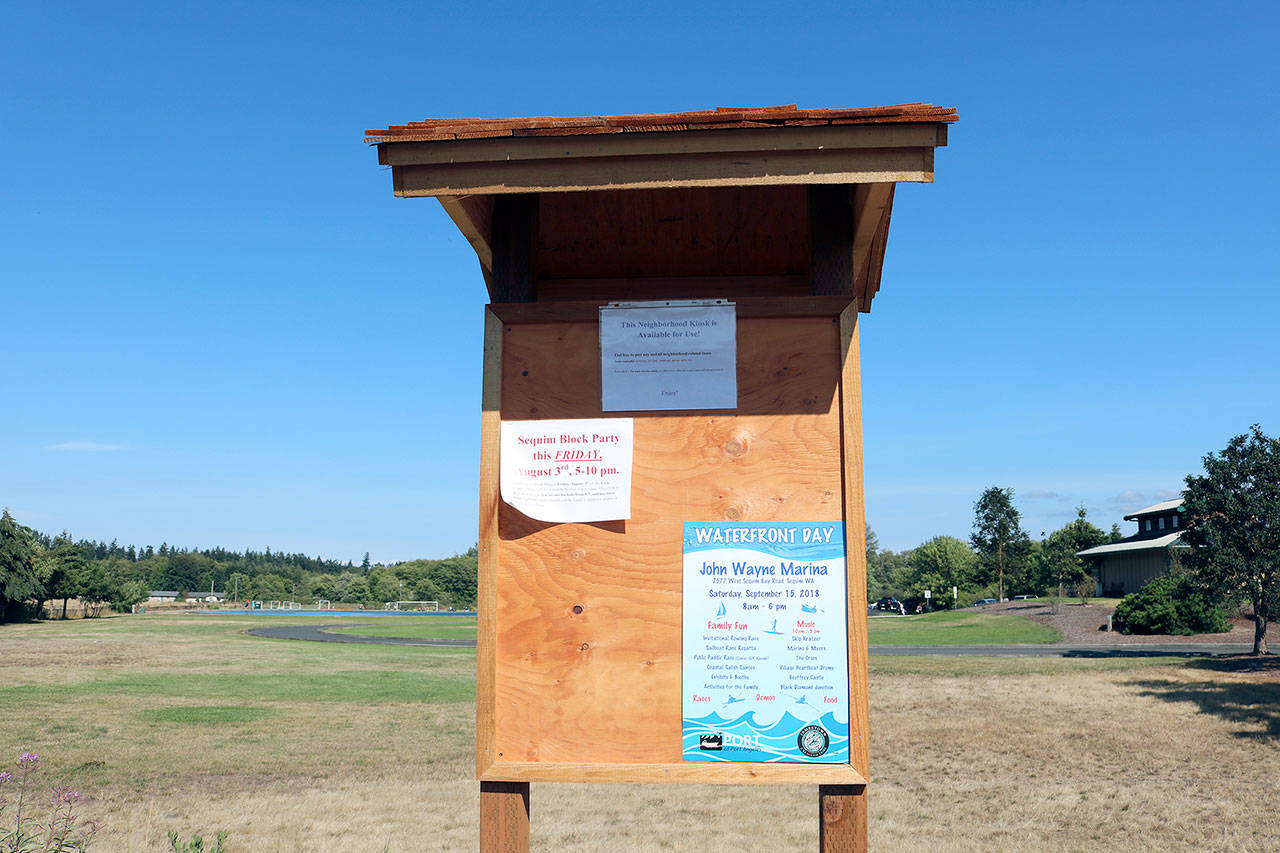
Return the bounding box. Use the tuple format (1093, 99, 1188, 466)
(682, 522, 850, 763)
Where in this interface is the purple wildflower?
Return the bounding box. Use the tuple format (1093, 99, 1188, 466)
(53, 785, 81, 804)
(18, 752, 39, 769)
(0, 770, 11, 783)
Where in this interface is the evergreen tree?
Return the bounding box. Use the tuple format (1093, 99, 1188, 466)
(0, 510, 43, 622)
(45, 532, 88, 619)
(970, 487, 1031, 602)
(864, 524, 880, 561)
(1037, 506, 1109, 597)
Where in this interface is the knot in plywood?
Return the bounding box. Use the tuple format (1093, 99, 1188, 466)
(722, 435, 750, 459)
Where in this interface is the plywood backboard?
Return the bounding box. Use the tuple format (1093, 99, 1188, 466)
(478, 306, 869, 785)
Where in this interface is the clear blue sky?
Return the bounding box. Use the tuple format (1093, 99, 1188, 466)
(3, 0, 1277, 560)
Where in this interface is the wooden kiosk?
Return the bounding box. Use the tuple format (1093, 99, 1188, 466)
(366, 103, 956, 851)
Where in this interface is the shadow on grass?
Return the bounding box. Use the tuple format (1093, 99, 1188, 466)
(1130, 657, 1280, 741)
(1061, 649, 1213, 659)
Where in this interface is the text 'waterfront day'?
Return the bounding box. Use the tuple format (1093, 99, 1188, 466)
(692, 525, 837, 545)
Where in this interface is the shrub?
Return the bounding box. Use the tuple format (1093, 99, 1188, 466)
(169, 830, 228, 852)
(1075, 575, 1097, 605)
(1113, 575, 1231, 635)
(0, 751, 99, 851)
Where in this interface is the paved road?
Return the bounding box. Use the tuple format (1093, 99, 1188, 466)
(247, 624, 1250, 657)
(245, 623, 476, 647)
(870, 643, 1253, 657)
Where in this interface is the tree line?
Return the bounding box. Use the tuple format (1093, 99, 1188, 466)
(867, 424, 1280, 655)
(0, 511, 477, 622)
(866, 487, 1121, 609)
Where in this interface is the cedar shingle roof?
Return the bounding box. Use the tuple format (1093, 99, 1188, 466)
(365, 103, 957, 144)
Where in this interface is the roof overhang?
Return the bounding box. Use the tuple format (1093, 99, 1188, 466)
(1077, 532, 1185, 557)
(1122, 498, 1185, 521)
(373, 121, 948, 196)
(365, 104, 956, 310)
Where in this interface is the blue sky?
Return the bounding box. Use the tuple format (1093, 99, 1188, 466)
(3, 0, 1277, 560)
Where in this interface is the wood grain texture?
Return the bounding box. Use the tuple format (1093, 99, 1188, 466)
(381, 124, 945, 167)
(810, 185, 855, 297)
(488, 295, 854, 325)
(491, 317, 844, 771)
(488, 195, 537, 303)
(367, 103, 957, 145)
(534, 276, 810, 304)
(536, 187, 809, 281)
(851, 184, 893, 306)
(392, 147, 933, 197)
(819, 784, 868, 853)
(482, 761, 866, 785)
(861, 186, 894, 312)
(838, 306, 870, 781)
(835, 305, 870, 847)
(438, 194, 494, 272)
(480, 781, 529, 853)
(477, 308, 503, 776)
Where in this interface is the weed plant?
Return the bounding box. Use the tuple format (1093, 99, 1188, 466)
(0, 753, 98, 852)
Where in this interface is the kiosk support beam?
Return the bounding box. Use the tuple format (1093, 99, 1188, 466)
(819, 784, 868, 853)
(480, 780, 530, 852)
(833, 303, 871, 850)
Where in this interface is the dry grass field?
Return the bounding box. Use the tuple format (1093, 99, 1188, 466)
(2, 615, 1278, 851)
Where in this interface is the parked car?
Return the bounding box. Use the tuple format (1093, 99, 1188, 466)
(1012, 594, 1038, 600)
(876, 596, 904, 612)
(969, 598, 998, 607)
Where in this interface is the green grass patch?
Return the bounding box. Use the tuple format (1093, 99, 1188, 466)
(139, 705, 274, 725)
(0, 668, 474, 706)
(868, 610, 1061, 645)
(869, 654, 1198, 677)
(324, 617, 477, 640)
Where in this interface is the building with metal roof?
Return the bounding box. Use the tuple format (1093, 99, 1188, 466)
(1077, 499, 1186, 595)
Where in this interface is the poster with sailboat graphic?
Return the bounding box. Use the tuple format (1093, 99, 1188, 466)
(682, 521, 849, 763)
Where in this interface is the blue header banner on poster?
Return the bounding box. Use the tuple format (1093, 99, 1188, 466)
(681, 521, 850, 764)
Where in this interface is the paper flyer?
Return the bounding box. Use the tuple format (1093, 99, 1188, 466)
(681, 521, 850, 763)
(499, 418, 633, 523)
(599, 302, 737, 411)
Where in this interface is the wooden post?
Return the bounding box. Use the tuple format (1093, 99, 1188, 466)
(480, 781, 529, 852)
(819, 784, 867, 853)
(831, 302, 871, 851)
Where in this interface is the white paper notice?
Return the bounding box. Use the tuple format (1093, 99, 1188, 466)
(600, 303, 737, 411)
(499, 418, 633, 523)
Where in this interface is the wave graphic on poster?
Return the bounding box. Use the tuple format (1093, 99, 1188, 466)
(681, 710, 849, 763)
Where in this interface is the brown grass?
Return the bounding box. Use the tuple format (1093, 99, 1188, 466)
(2, 617, 1278, 851)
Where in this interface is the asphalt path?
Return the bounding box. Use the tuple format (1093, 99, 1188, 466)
(870, 643, 1252, 657)
(248, 624, 1250, 656)
(245, 623, 476, 647)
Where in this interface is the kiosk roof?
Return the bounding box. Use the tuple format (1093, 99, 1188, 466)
(365, 102, 957, 143)
(366, 102, 956, 311)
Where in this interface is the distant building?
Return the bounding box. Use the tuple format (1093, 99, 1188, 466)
(1077, 499, 1186, 595)
(148, 590, 180, 602)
